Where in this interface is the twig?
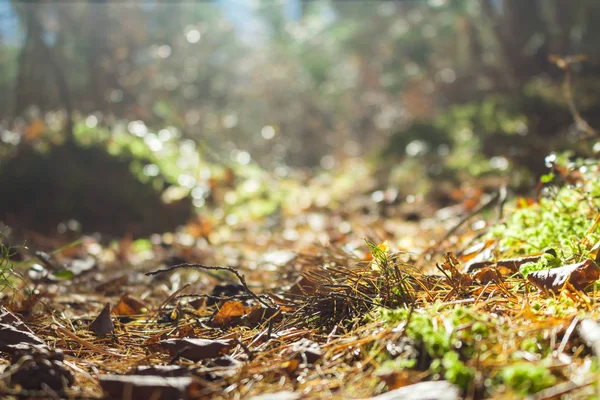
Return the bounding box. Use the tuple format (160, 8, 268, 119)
(439, 191, 501, 245)
(178, 293, 257, 302)
(234, 337, 255, 361)
(26, 7, 74, 142)
(146, 263, 272, 308)
(550, 55, 598, 138)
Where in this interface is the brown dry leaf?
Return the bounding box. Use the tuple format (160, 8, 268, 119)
(472, 267, 504, 285)
(210, 300, 250, 328)
(0, 306, 47, 353)
(527, 259, 600, 293)
(112, 294, 147, 316)
(158, 338, 232, 362)
(438, 252, 472, 288)
(245, 305, 280, 327)
(98, 374, 199, 400)
(89, 303, 114, 336)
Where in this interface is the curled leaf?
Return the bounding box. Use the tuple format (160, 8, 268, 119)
(527, 259, 600, 293)
(89, 303, 114, 336)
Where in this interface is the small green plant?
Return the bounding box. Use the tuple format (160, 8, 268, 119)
(377, 305, 485, 390)
(432, 352, 474, 391)
(366, 239, 415, 306)
(500, 362, 556, 395)
(0, 239, 18, 294)
(519, 252, 561, 277)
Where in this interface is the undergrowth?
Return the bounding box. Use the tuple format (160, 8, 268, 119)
(490, 152, 600, 275)
(0, 239, 17, 294)
(374, 303, 565, 397)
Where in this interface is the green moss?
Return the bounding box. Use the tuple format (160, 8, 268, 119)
(377, 306, 485, 390)
(519, 252, 562, 277)
(489, 154, 600, 271)
(438, 352, 474, 391)
(500, 362, 556, 395)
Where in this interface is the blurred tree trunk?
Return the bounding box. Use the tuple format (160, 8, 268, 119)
(13, 4, 35, 119)
(13, 4, 74, 142)
(88, 0, 108, 111)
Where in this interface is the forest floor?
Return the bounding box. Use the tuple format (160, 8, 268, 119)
(1, 154, 600, 400)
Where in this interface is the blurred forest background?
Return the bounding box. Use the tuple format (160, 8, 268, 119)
(1, 0, 600, 237)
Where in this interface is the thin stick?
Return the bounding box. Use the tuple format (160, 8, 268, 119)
(439, 191, 500, 245)
(146, 263, 272, 308)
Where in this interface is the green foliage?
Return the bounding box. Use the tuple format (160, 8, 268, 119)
(377, 305, 485, 390)
(384, 122, 452, 159)
(432, 352, 474, 392)
(519, 252, 561, 277)
(0, 241, 14, 291)
(51, 269, 74, 280)
(366, 239, 414, 306)
(490, 153, 600, 270)
(500, 362, 556, 396)
(0, 138, 193, 236)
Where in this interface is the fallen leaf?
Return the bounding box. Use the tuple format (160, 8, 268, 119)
(98, 374, 198, 400)
(472, 266, 504, 285)
(113, 293, 147, 316)
(130, 365, 192, 377)
(0, 306, 46, 353)
(89, 303, 114, 336)
(245, 305, 280, 326)
(211, 300, 250, 328)
(527, 259, 600, 293)
(438, 252, 472, 287)
(159, 338, 231, 361)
